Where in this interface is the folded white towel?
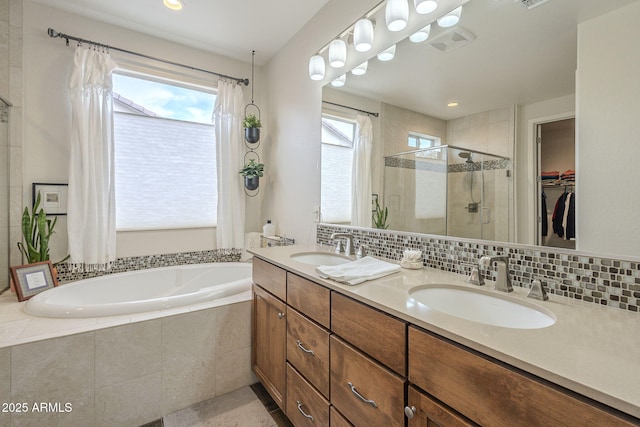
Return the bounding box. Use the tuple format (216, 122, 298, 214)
(315, 256, 401, 285)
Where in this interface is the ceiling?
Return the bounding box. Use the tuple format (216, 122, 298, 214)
(330, 0, 638, 120)
(35, 0, 331, 65)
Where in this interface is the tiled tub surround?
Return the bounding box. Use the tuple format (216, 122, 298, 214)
(250, 243, 640, 420)
(318, 223, 640, 313)
(0, 252, 254, 427)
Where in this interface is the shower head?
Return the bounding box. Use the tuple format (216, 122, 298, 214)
(458, 151, 474, 163)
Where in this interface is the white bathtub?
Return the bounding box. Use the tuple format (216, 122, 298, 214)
(24, 262, 252, 318)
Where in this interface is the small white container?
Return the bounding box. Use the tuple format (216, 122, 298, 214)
(263, 220, 276, 238)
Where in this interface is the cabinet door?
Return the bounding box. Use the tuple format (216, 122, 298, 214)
(252, 284, 287, 410)
(286, 363, 330, 427)
(407, 386, 474, 427)
(330, 336, 405, 427)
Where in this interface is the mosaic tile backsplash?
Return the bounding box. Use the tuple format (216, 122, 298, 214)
(317, 224, 640, 314)
(56, 249, 242, 283)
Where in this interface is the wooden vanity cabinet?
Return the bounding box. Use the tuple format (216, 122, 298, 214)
(286, 363, 330, 426)
(252, 258, 287, 410)
(408, 326, 637, 427)
(406, 386, 474, 427)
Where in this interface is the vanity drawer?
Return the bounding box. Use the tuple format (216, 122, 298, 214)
(286, 307, 330, 398)
(408, 326, 637, 427)
(253, 257, 286, 301)
(287, 272, 330, 328)
(330, 407, 353, 427)
(330, 335, 405, 427)
(331, 292, 406, 375)
(287, 363, 330, 427)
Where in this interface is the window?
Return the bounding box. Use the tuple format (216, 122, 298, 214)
(112, 72, 217, 230)
(321, 113, 356, 223)
(408, 131, 442, 160)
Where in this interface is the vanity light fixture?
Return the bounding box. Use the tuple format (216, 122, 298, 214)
(377, 44, 396, 61)
(409, 24, 432, 43)
(308, 55, 326, 81)
(354, 18, 375, 52)
(386, 0, 409, 31)
(437, 6, 462, 27)
(329, 39, 347, 68)
(351, 61, 369, 76)
(414, 0, 438, 14)
(331, 74, 347, 87)
(163, 0, 183, 10)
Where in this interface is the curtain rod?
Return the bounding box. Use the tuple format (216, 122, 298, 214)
(322, 100, 379, 117)
(47, 28, 250, 86)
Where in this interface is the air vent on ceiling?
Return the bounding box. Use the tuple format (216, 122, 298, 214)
(520, 0, 551, 10)
(428, 27, 476, 53)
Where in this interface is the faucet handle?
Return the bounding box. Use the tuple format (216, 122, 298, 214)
(334, 239, 345, 254)
(357, 244, 369, 259)
(466, 264, 484, 286)
(528, 277, 549, 301)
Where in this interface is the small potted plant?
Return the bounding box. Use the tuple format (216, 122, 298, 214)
(372, 198, 389, 229)
(239, 159, 264, 191)
(243, 114, 261, 144)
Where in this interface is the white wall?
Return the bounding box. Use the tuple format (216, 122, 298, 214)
(22, 1, 262, 259)
(576, 1, 640, 256)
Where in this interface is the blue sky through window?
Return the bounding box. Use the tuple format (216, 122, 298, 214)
(113, 73, 216, 124)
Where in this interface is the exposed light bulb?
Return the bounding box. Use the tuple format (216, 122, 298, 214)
(354, 19, 374, 52)
(414, 0, 438, 14)
(385, 0, 409, 32)
(308, 55, 325, 81)
(409, 24, 431, 43)
(163, 0, 183, 10)
(437, 6, 462, 28)
(329, 39, 347, 68)
(331, 74, 346, 87)
(351, 61, 368, 76)
(377, 45, 396, 62)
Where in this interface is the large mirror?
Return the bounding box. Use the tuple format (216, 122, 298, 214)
(321, 0, 640, 257)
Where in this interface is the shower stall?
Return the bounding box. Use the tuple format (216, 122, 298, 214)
(383, 145, 511, 241)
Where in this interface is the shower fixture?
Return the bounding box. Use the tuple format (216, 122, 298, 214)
(458, 151, 474, 164)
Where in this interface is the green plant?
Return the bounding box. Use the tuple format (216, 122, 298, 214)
(17, 192, 69, 265)
(239, 159, 264, 178)
(372, 198, 389, 229)
(242, 114, 261, 129)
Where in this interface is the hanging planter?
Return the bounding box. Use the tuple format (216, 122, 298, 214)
(243, 114, 261, 144)
(239, 159, 264, 191)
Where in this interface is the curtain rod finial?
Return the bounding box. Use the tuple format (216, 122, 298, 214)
(47, 28, 59, 38)
(241, 79, 250, 86)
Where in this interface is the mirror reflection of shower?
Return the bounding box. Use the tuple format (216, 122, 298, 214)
(383, 145, 511, 241)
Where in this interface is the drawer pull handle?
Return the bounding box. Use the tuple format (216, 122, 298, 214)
(347, 382, 378, 408)
(296, 340, 315, 356)
(296, 400, 314, 421)
(278, 312, 285, 319)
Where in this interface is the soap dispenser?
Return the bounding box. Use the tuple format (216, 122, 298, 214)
(262, 220, 276, 237)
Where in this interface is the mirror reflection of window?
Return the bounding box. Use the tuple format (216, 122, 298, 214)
(321, 113, 356, 223)
(408, 132, 442, 160)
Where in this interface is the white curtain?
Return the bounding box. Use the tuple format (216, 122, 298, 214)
(351, 114, 373, 227)
(213, 80, 245, 249)
(67, 46, 118, 269)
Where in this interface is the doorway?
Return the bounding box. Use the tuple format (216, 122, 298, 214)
(537, 118, 575, 249)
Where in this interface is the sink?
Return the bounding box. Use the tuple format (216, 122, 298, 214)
(408, 285, 556, 329)
(290, 252, 352, 266)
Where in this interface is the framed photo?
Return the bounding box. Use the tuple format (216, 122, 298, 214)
(372, 193, 379, 212)
(32, 183, 68, 215)
(10, 261, 59, 302)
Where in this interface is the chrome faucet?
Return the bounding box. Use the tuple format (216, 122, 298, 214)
(479, 256, 513, 292)
(331, 233, 356, 256)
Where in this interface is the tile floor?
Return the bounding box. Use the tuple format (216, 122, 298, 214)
(142, 383, 293, 427)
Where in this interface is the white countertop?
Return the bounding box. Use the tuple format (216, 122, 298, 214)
(249, 244, 640, 420)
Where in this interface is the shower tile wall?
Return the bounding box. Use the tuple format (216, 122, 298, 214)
(317, 223, 640, 314)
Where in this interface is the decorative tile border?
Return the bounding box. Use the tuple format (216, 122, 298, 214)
(55, 249, 242, 283)
(384, 156, 510, 174)
(317, 224, 640, 314)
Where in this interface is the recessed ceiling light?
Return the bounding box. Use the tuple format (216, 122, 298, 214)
(448, 102, 459, 107)
(163, 0, 183, 11)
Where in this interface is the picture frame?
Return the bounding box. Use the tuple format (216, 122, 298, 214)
(32, 183, 68, 215)
(372, 193, 379, 212)
(10, 261, 59, 302)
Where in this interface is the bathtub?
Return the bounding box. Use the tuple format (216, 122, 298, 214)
(24, 262, 252, 318)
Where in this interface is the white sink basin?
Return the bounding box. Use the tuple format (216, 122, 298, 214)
(290, 252, 352, 266)
(409, 285, 556, 329)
